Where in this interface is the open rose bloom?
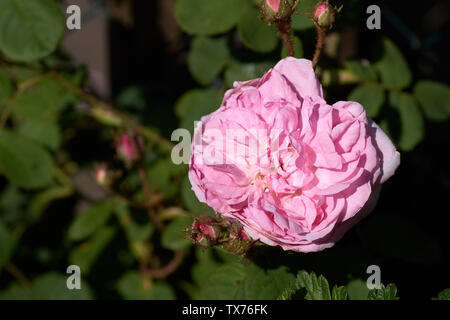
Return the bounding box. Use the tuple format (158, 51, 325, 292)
(189, 57, 400, 252)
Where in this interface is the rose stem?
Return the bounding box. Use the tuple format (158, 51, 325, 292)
(312, 23, 326, 67)
(277, 17, 295, 57)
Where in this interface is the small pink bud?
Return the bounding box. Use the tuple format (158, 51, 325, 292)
(312, 1, 336, 29)
(116, 134, 138, 162)
(185, 217, 225, 248)
(95, 166, 108, 186)
(267, 0, 280, 13)
(260, 0, 297, 23)
(314, 3, 328, 20)
(193, 218, 218, 240)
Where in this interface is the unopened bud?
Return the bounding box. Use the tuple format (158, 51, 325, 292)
(185, 217, 226, 248)
(116, 134, 139, 163)
(193, 217, 219, 239)
(260, 0, 298, 23)
(312, 1, 336, 29)
(95, 166, 110, 187)
(267, 0, 280, 12)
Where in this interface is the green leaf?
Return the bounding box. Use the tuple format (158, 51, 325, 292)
(414, 80, 450, 121)
(0, 0, 65, 62)
(214, 246, 242, 264)
(291, 14, 314, 31)
(234, 265, 295, 300)
(368, 284, 399, 300)
(291, 0, 316, 30)
(32, 272, 94, 300)
(348, 82, 385, 118)
(116, 86, 147, 111)
(196, 262, 294, 299)
(281, 36, 303, 58)
(191, 248, 220, 287)
(0, 283, 34, 300)
(146, 157, 185, 198)
(224, 61, 273, 88)
(376, 38, 412, 90)
(278, 270, 339, 300)
(175, 88, 222, 134)
(67, 200, 116, 241)
(0, 274, 93, 300)
(11, 76, 76, 121)
(174, 0, 241, 35)
(188, 36, 229, 85)
(346, 279, 370, 300)
(0, 68, 12, 109)
(18, 119, 61, 150)
(361, 215, 441, 265)
(117, 271, 176, 300)
(344, 60, 378, 81)
(114, 202, 154, 261)
(69, 226, 116, 274)
(237, 5, 278, 53)
(195, 262, 245, 299)
(433, 288, 450, 300)
(0, 130, 54, 189)
(0, 218, 18, 266)
(0, 185, 26, 224)
(161, 216, 193, 251)
(388, 92, 424, 151)
(182, 175, 215, 216)
(115, 203, 155, 242)
(296, 270, 332, 300)
(123, 217, 154, 243)
(332, 285, 348, 300)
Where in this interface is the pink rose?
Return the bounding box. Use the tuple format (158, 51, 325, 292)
(188, 57, 400, 252)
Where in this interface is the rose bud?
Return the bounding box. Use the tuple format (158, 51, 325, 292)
(95, 166, 109, 187)
(266, 0, 280, 13)
(116, 133, 139, 163)
(189, 57, 400, 252)
(193, 217, 220, 240)
(185, 217, 225, 248)
(260, 0, 298, 23)
(312, 1, 336, 29)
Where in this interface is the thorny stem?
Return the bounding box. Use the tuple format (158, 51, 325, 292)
(48, 72, 175, 152)
(277, 17, 295, 57)
(312, 23, 326, 68)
